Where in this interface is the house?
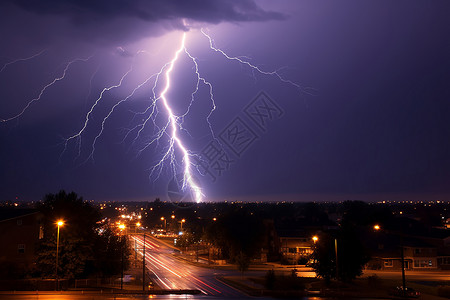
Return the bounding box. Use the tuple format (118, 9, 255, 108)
(366, 233, 444, 271)
(277, 229, 318, 264)
(0, 209, 43, 278)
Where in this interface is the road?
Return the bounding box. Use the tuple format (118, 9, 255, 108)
(131, 234, 245, 298)
(363, 269, 450, 282)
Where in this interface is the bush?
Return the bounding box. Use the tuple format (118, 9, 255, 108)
(367, 274, 380, 287)
(438, 286, 450, 298)
(265, 269, 276, 290)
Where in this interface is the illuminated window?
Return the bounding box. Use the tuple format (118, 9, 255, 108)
(39, 225, 44, 239)
(384, 259, 393, 267)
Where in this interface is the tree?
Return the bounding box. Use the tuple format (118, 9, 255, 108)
(264, 269, 276, 290)
(311, 228, 369, 283)
(204, 207, 265, 261)
(35, 190, 129, 278)
(235, 251, 250, 274)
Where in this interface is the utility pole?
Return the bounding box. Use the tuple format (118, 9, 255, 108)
(335, 238, 339, 281)
(142, 233, 146, 291)
(400, 235, 406, 297)
(121, 245, 124, 290)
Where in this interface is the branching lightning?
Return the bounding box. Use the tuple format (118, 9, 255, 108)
(0, 49, 47, 74)
(1, 56, 92, 123)
(148, 32, 203, 203)
(2, 28, 310, 203)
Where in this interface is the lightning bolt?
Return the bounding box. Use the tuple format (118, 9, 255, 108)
(200, 29, 316, 96)
(0, 49, 47, 74)
(1, 56, 93, 123)
(61, 66, 133, 162)
(3, 28, 311, 205)
(141, 32, 204, 203)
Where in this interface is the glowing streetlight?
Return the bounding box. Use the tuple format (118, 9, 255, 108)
(161, 217, 166, 229)
(171, 215, 175, 219)
(118, 224, 126, 290)
(135, 222, 141, 233)
(373, 224, 380, 231)
(55, 220, 64, 290)
(312, 236, 318, 243)
(180, 219, 186, 230)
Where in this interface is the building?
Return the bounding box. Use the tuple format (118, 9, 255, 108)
(366, 233, 448, 271)
(0, 209, 43, 278)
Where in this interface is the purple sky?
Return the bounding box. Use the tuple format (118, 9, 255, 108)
(1, 1, 450, 202)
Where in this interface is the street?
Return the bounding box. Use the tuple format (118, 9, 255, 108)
(131, 234, 245, 297)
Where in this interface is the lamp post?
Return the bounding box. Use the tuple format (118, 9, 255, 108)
(55, 220, 64, 291)
(160, 217, 166, 230)
(400, 235, 406, 297)
(135, 222, 140, 234)
(374, 224, 406, 296)
(180, 219, 186, 231)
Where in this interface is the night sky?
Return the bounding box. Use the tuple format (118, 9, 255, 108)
(1, 1, 450, 202)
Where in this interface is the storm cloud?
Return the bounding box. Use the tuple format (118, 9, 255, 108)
(0, 0, 286, 46)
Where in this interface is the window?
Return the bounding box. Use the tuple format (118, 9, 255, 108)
(384, 259, 393, 267)
(39, 225, 44, 240)
(414, 259, 434, 268)
(18, 244, 25, 254)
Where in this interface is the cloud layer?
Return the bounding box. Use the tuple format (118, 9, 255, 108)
(1, 0, 286, 46)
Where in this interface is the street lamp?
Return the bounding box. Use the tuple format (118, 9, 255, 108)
(160, 217, 166, 229)
(180, 219, 185, 231)
(136, 222, 140, 233)
(312, 236, 318, 243)
(373, 224, 380, 231)
(55, 220, 64, 291)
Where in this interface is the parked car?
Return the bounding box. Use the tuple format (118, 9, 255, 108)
(116, 275, 134, 283)
(390, 286, 420, 298)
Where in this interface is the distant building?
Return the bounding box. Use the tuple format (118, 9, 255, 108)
(0, 209, 43, 278)
(366, 232, 450, 271)
(276, 228, 318, 264)
(279, 236, 314, 264)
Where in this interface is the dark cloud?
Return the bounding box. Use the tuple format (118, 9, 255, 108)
(11, 0, 286, 23)
(0, 0, 285, 45)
